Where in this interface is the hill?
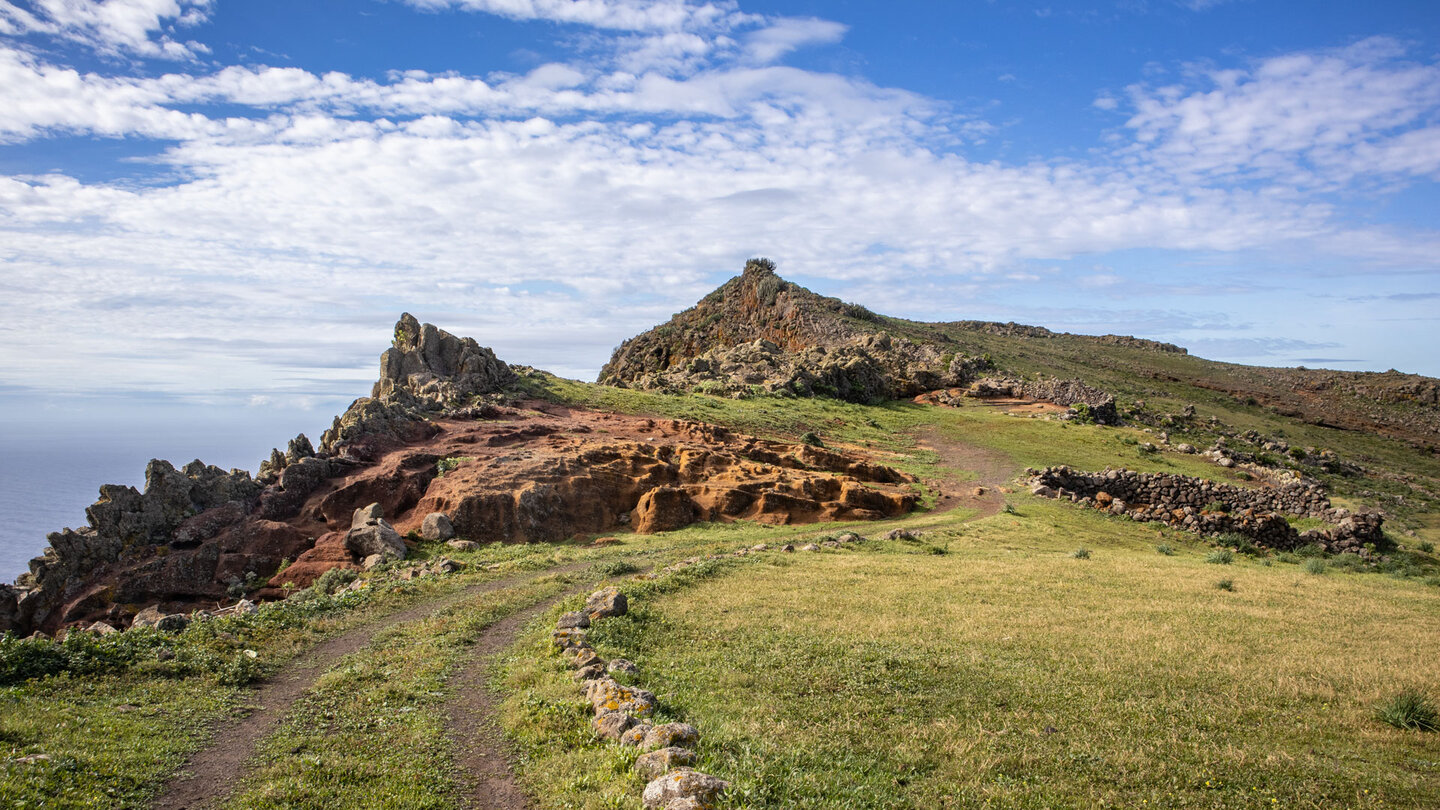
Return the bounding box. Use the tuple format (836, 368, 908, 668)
(602, 258, 1440, 448)
(1, 269, 1438, 809)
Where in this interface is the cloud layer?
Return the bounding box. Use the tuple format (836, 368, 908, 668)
(1, 1, 1438, 409)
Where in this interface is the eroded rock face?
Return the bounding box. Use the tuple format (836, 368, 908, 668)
(600, 260, 992, 403)
(3, 316, 916, 636)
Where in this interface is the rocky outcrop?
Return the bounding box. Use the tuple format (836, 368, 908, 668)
(955, 377, 1118, 424)
(375, 312, 517, 409)
(599, 259, 993, 403)
(319, 314, 514, 457)
(1028, 466, 1385, 553)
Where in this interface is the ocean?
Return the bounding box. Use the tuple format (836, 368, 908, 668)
(0, 410, 339, 583)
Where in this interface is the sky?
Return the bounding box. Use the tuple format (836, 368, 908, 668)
(2, 0, 1439, 445)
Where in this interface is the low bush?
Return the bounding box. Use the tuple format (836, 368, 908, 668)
(1303, 558, 1327, 575)
(1206, 550, 1234, 565)
(1071, 548, 1092, 559)
(1215, 579, 1235, 592)
(1155, 544, 1176, 556)
(1418, 541, 1435, 554)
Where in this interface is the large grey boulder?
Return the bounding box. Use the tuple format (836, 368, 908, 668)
(345, 503, 406, 562)
(420, 512, 454, 541)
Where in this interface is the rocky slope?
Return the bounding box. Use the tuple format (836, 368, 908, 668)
(601, 259, 1440, 446)
(0, 315, 917, 637)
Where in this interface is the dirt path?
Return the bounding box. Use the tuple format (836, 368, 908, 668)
(444, 585, 587, 810)
(151, 562, 593, 810)
(914, 425, 1019, 520)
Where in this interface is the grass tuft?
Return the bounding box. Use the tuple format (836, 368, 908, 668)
(1206, 549, 1234, 565)
(1374, 689, 1438, 732)
(1071, 548, 1091, 559)
(1155, 544, 1175, 556)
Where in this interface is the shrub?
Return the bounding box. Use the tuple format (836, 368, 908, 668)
(799, 431, 824, 447)
(1215, 579, 1235, 591)
(591, 560, 640, 577)
(1156, 544, 1175, 556)
(1419, 541, 1435, 554)
(1295, 543, 1326, 558)
(314, 567, 358, 595)
(436, 456, 474, 476)
(1002, 503, 1019, 516)
(1071, 548, 1091, 559)
(1303, 558, 1327, 575)
(1375, 689, 1438, 731)
(1203, 500, 1230, 513)
(1330, 554, 1366, 572)
(1206, 549, 1234, 565)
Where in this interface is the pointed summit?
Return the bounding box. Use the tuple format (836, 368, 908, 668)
(599, 259, 989, 403)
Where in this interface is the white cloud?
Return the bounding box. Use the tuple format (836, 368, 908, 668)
(1121, 37, 1440, 188)
(401, 0, 751, 34)
(743, 16, 846, 64)
(0, 0, 213, 59)
(2, 8, 1440, 399)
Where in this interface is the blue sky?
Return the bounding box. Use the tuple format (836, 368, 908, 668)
(2, 0, 1439, 437)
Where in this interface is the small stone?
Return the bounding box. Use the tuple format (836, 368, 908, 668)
(642, 770, 729, 809)
(608, 658, 639, 675)
(800, 543, 820, 552)
(446, 539, 481, 552)
(780, 544, 795, 552)
(569, 649, 603, 670)
(233, 599, 259, 615)
(361, 553, 386, 570)
(642, 722, 699, 751)
(556, 611, 591, 630)
(635, 747, 697, 779)
(574, 663, 606, 681)
(585, 587, 627, 620)
(87, 621, 119, 635)
(593, 711, 635, 741)
(615, 718, 648, 743)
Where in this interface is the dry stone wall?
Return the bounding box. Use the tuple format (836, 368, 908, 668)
(1027, 466, 1386, 553)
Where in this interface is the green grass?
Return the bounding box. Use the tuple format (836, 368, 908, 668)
(224, 574, 579, 809)
(500, 500, 1440, 809)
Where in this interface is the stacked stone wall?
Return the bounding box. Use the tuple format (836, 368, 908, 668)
(1028, 466, 1385, 553)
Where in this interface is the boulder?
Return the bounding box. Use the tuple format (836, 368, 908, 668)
(420, 512, 454, 541)
(446, 539, 480, 552)
(642, 770, 729, 809)
(635, 747, 697, 779)
(131, 605, 190, 633)
(345, 503, 406, 562)
(585, 587, 627, 620)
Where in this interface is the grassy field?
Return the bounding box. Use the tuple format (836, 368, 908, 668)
(500, 500, 1440, 809)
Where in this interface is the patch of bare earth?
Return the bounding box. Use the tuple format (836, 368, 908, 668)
(914, 425, 1018, 519)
